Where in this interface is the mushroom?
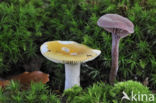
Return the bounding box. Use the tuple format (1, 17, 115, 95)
(40, 40, 101, 89)
(97, 14, 134, 84)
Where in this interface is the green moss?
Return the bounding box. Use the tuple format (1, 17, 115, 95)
(0, 81, 60, 103)
(63, 82, 112, 103)
(63, 81, 155, 103)
(110, 80, 155, 103)
(0, 81, 155, 102)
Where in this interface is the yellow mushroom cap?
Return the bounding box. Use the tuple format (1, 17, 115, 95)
(40, 41, 101, 64)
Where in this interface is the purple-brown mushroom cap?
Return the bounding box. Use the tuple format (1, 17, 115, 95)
(97, 14, 134, 38)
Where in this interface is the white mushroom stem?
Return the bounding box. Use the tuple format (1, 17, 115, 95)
(65, 63, 80, 90)
(109, 33, 120, 85)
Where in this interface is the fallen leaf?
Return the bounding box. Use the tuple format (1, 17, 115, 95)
(12, 71, 49, 86)
(0, 80, 10, 88)
(0, 71, 49, 89)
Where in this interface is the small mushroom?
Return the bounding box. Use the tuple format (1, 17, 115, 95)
(40, 40, 101, 89)
(97, 14, 134, 84)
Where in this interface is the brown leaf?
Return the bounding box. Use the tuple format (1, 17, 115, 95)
(0, 71, 49, 89)
(0, 80, 10, 88)
(12, 71, 49, 84)
(11, 71, 49, 89)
